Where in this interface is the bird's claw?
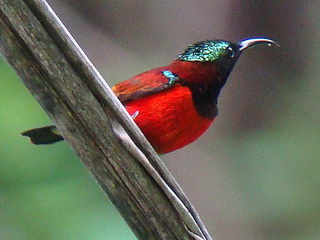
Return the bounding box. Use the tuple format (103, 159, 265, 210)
(131, 111, 139, 119)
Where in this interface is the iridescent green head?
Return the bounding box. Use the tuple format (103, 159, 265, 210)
(177, 38, 277, 63)
(174, 38, 278, 119)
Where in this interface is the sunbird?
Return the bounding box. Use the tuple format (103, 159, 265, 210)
(22, 37, 277, 154)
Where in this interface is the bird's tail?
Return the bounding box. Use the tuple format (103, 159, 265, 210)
(21, 125, 64, 145)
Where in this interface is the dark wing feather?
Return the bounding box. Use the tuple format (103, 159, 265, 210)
(112, 67, 183, 103)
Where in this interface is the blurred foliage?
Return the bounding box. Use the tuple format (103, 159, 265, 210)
(226, 47, 320, 239)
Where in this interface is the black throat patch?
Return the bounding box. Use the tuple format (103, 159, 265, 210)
(161, 70, 221, 119)
(187, 82, 220, 119)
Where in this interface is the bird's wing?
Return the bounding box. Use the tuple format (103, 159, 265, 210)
(112, 68, 184, 103)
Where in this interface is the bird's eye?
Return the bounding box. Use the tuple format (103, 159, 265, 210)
(226, 46, 236, 58)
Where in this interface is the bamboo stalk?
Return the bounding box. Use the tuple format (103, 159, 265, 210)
(0, 1, 213, 240)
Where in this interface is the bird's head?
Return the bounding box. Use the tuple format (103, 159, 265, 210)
(177, 37, 278, 81)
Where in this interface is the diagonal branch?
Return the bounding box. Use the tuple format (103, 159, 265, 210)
(0, 1, 213, 240)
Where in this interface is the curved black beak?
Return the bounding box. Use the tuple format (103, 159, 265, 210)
(239, 37, 279, 52)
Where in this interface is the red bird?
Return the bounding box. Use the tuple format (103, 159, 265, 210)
(22, 38, 276, 154)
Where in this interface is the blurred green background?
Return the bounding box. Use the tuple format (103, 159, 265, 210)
(1, 1, 320, 240)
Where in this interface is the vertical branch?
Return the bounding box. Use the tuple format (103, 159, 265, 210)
(0, 1, 213, 240)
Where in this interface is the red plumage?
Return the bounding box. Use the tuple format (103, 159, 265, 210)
(112, 60, 219, 154)
(22, 38, 277, 154)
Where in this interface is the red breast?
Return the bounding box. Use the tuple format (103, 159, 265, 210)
(124, 84, 214, 154)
